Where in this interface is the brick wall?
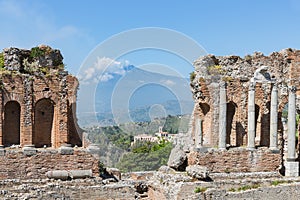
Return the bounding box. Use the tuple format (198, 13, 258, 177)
(0, 148, 99, 179)
(187, 148, 281, 173)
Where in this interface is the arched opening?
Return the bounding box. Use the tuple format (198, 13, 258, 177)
(199, 103, 211, 145)
(260, 101, 271, 146)
(200, 103, 210, 115)
(3, 101, 20, 146)
(255, 104, 260, 139)
(226, 102, 236, 146)
(34, 98, 54, 148)
(68, 102, 83, 146)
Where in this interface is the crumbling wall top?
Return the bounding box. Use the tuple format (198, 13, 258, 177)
(1, 45, 64, 75)
(192, 48, 300, 83)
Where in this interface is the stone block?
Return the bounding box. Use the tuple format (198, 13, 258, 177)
(285, 161, 299, 177)
(59, 144, 74, 155)
(23, 145, 37, 156)
(106, 168, 121, 181)
(87, 144, 100, 154)
(0, 149, 5, 156)
(0, 145, 5, 156)
(186, 165, 209, 180)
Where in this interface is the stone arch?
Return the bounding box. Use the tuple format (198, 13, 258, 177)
(199, 103, 211, 145)
(33, 98, 54, 148)
(226, 101, 237, 146)
(3, 101, 20, 146)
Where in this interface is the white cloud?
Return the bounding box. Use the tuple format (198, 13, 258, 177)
(99, 73, 114, 82)
(78, 57, 130, 84)
(161, 79, 176, 86)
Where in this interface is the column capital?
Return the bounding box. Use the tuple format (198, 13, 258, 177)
(249, 81, 256, 91)
(272, 82, 278, 91)
(219, 81, 227, 89)
(289, 85, 297, 93)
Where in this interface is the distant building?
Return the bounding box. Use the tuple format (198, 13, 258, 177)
(133, 134, 158, 143)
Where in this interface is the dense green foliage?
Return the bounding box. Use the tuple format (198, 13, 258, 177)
(116, 140, 173, 172)
(30, 47, 45, 58)
(88, 125, 133, 151)
(190, 71, 195, 82)
(86, 115, 189, 170)
(0, 53, 4, 69)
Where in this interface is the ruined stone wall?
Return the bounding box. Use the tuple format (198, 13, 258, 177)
(190, 48, 300, 148)
(0, 148, 99, 180)
(0, 46, 83, 148)
(187, 148, 281, 173)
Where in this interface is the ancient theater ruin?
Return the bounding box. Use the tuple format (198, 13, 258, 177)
(0, 45, 82, 148)
(187, 49, 300, 176)
(0, 46, 101, 180)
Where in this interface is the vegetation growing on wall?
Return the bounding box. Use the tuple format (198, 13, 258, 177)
(190, 71, 196, 82)
(30, 47, 46, 59)
(0, 53, 4, 69)
(208, 65, 225, 75)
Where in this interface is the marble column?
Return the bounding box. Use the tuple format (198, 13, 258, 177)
(269, 83, 278, 150)
(195, 118, 202, 148)
(287, 86, 297, 160)
(247, 82, 256, 149)
(286, 85, 299, 176)
(219, 81, 227, 150)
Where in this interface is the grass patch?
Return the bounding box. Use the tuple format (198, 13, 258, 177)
(271, 180, 288, 186)
(237, 184, 260, 192)
(194, 187, 207, 193)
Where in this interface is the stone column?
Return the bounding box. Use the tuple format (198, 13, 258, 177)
(286, 86, 299, 176)
(195, 118, 202, 148)
(269, 83, 278, 150)
(247, 82, 256, 149)
(219, 81, 227, 150)
(58, 72, 69, 148)
(22, 75, 33, 146)
(287, 86, 297, 160)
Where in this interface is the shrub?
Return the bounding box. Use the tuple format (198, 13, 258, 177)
(194, 187, 207, 193)
(0, 53, 4, 69)
(222, 76, 233, 82)
(224, 168, 231, 173)
(30, 47, 45, 59)
(98, 161, 106, 174)
(208, 65, 225, 75)
(244, 54, 252, 61)
(190, 71, 196, 82)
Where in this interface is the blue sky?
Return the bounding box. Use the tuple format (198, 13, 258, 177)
(1, 0, 300, 78)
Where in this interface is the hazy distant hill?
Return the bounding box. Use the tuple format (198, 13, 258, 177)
(78, 99, 194, 127)
(78, 65, 194, 127)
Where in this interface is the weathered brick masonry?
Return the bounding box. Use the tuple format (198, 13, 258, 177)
(188, 148, 281, 173)
(0, 45, 82, 148)
(0, 46, 98, 180)
(0, 149, 99, 179)
(187, 49, 300, 173)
